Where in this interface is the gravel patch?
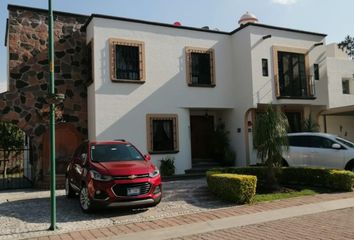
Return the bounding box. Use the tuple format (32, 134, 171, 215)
(0, 178, 232, 240)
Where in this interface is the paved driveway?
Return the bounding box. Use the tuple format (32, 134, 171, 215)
(169, 207, 354, 240)
(0, 178, 231, 240)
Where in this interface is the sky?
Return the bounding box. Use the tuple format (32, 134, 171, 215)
(0, 0, 353, 91)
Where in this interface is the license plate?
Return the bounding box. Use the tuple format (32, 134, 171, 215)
(127, 187, 140, 196)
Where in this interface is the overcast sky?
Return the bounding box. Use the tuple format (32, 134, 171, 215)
(0, 0, 353, 92)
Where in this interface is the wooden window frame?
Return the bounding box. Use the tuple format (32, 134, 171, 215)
(146, 114, 179, 154)
(272, 46, 312, 98)
(185, 47, 215, 87)
(109, 38, 145, 83)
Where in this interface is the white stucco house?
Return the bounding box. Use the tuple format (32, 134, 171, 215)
(84, 12, 354, 173)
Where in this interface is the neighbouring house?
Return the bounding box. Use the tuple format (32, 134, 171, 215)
(2, 5, 354, 186)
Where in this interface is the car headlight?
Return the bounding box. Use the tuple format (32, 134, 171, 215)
(149, 169, 160, 178)
(89, 170, 113, 181)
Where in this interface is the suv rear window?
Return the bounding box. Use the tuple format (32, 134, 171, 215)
(90, 144, 144, 162)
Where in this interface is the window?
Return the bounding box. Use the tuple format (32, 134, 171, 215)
(272, 46, 314, 98)
(262, 58, 269, 77)
(90, 144, 144, 162)
(309, 136, 335, 149)
(336, 137, 354, 148)
(110, 38, 145, 83)
(289, 136, 310, 147)
(147, 114, 179, 153)
(314, 63, 319, 80)
(186, 47, 215, 87)
(288, 135, 334, 149)
(342, 79, 350, 94)
(278, 51, 307, 97)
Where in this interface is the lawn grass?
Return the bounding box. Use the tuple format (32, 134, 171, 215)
(253, 188, 324, 203)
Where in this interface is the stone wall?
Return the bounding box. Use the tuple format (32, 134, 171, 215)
(2, 5, 90, 184)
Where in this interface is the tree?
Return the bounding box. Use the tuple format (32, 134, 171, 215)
(253, 105, 289, 190)
(0, 122, 25, 178)
(338, 35, 354, 58)
(211, 121, 236, 166)
(302, 114, 320, 132)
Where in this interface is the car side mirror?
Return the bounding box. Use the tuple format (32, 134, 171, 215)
(332, 143, 341, 149)
(144, 154, 151, 161)
(81, 153, 88, 165)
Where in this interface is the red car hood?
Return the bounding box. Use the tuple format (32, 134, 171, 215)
(92, 160, 153, 176)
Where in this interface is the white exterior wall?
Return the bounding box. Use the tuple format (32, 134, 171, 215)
(324, 116, 354, 142)
(86, 16, 354, 172)
(327, 43, 350, 59)
(229, 28, 253, 166)
(88, 18, 237, 173)
(249, 26, 328, 107)
(327, 58, 354, 108)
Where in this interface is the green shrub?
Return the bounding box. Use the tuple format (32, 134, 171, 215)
(210, 166, 354, 192)
(207, 172, 257, 204)
(328, 170, 354, 191)
(209, 166, 277, 191)
(159, 157, 175, 176)
(280, 167, 330, 187)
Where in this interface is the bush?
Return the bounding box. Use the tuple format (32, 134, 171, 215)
(207, 171, 257, 204)
(280, 167, 330, 187)
(210, 167, 277, 191)
(328, 170, 354, 191)
(159, 157, 175, 176)
(210, 166, 354, 192)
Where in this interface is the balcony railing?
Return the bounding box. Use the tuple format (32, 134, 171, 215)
(274, 75, 316, 99)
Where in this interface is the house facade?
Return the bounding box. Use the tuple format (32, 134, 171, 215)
(4, 5, 354, 182)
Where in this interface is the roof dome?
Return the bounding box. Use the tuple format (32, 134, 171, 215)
(238, 12, 258, 25)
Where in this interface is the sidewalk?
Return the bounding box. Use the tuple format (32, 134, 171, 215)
(22, 191, 354, 240)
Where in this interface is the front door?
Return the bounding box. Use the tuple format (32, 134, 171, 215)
(285, 112, 302, 133)
(190, 116, 214, 161)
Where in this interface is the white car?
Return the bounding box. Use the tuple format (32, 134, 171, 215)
(283, 132, 354, 172)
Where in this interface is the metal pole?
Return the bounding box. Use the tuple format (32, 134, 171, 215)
(48, 0, 57, 231)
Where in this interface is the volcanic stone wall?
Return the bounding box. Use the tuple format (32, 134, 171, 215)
(2, 5, 90, 182)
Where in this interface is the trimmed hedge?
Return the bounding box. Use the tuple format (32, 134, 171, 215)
(207, 172, 257, 204)
(328, 170, 354, 191)
(210, 167, 354, 192)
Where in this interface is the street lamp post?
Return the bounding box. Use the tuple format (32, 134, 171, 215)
(48, 0, 57, 231)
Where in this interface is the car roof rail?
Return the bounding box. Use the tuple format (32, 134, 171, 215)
(114, 139, 126, 142)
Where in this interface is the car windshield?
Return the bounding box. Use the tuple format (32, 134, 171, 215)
(90, 143, 144, 162)
(336, 137, 354, 148)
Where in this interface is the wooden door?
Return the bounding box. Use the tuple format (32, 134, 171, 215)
(190, 116, 214, 161)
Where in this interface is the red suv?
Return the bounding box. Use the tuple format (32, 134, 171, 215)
(65, 140, 162, 212)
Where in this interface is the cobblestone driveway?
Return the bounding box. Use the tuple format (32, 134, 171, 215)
(0, 178, 231, 240)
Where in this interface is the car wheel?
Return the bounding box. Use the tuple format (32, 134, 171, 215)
(79, 185, 94, 213)
(65, 177, 76, 198)
(345, 161, 354, 173)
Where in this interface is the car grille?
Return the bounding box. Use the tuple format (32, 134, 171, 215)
(113, 174, 149, 180)
(112, 182, 151, 197)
